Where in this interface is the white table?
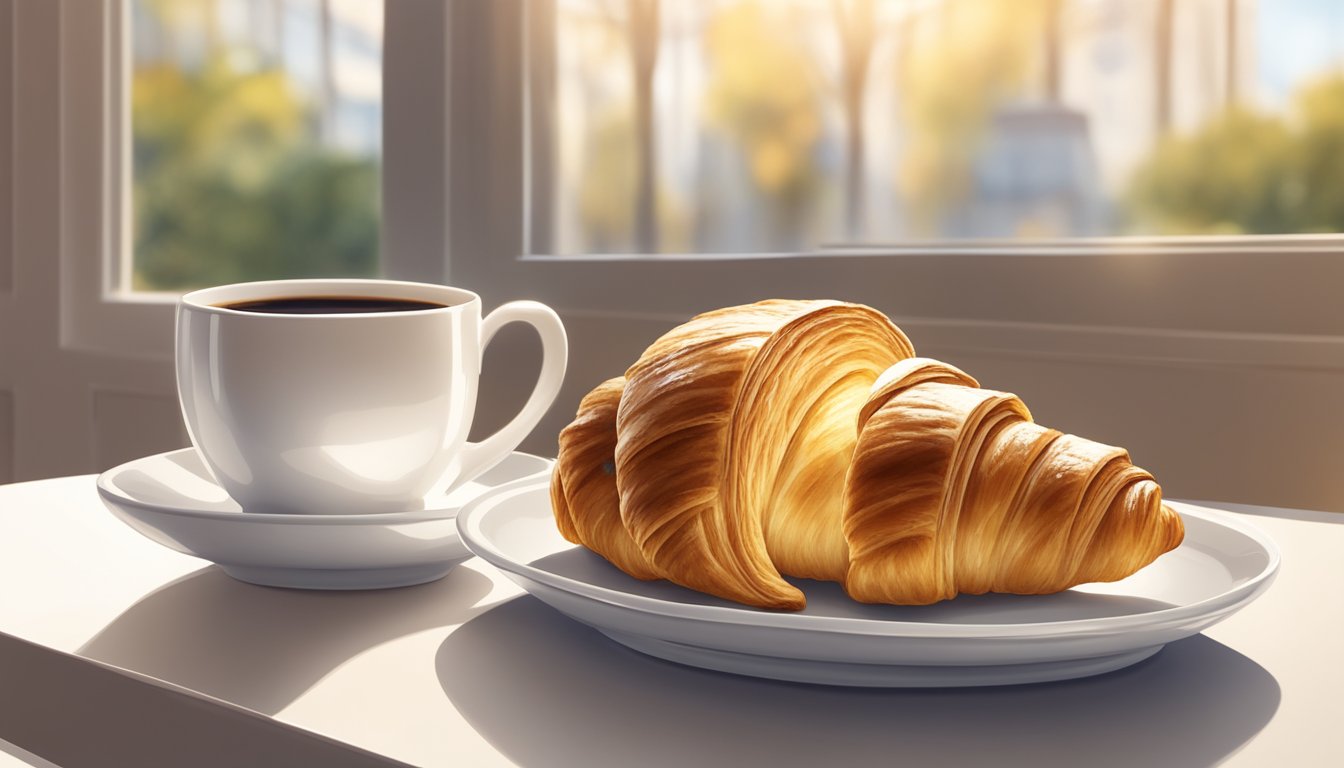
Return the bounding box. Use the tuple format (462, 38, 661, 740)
(0, 475, 1339, 767)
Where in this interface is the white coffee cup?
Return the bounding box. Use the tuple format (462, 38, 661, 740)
(176, 278, 567, 515)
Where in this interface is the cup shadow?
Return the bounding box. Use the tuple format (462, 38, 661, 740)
(79, 564, 494, 715)
(438, 597, 1281, 768)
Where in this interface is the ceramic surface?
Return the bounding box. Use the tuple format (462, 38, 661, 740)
(177, 278, 567, 515)
(97, 448, 554, 589)
(457, 480, 1280, 687)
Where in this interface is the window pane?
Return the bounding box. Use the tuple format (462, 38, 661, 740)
(533, 0, 1344, 254)
(129, 0, 382, 290)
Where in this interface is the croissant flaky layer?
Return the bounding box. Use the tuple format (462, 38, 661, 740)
(552, 301, 1184, 610)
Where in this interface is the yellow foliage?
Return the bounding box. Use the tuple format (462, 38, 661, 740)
(897, 0, 1052, 229)
(579, 108, 639, 248)
(703, 1, 822, 199)
(577, 107, 688, 252)
(133, 57, 307, 192)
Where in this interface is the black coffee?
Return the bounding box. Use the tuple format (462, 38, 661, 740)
(219, 296, 450, 314)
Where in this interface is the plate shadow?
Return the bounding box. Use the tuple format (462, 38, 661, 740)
(437, 597, 1280, 768)
(79, 564, 494, 715)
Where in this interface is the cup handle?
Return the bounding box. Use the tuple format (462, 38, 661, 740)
(454, 300, 568, 488)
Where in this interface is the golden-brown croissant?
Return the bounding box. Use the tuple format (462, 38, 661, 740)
(552, 300, 1184, 610)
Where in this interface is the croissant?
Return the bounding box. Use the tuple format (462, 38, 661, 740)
(552, 300, 1184, 610)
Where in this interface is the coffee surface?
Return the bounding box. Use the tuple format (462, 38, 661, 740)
(218, 296, 450, 314)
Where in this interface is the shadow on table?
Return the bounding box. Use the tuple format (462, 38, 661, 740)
(437, 597, 1280, 768)
(78, 564, 494, 715)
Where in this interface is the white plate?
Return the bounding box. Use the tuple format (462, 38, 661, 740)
(97, 448, 553, 590)
(457, 479, 1280, 687)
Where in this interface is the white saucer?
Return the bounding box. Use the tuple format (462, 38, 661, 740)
(457, 480, 1280, 687)
(97, 448, 553, 590)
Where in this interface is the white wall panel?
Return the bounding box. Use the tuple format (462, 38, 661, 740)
(0, 0, 13, 294)
(0, 390, 12, 485)
(92, 391, 188, 473)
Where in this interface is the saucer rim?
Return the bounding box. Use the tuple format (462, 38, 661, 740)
(96, 447, 554, 526)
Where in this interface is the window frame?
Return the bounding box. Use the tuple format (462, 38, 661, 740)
(448, 0, 1344, 374)
(60, 0, 440, 359)
(61, 0, 171, 358)
(55, 0, 1344, 374)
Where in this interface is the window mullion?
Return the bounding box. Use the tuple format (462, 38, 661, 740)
(381, 0, 452, 285)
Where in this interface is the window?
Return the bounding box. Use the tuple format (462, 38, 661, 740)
(55, 0, 1344, 362)
(126, 0, 383, 291)
(26, 0, 1344, 506)
(530, 0, 1344, 255)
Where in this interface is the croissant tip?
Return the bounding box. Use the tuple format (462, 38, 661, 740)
(727, 581, 806, 611)
(1161, 502, 1186, 552)
(721, 583, 806, 611)
(764, 594, 807, 612)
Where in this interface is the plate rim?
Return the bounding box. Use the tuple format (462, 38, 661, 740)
(457, 477, 1281, 640)
(96, 448, 555, 525)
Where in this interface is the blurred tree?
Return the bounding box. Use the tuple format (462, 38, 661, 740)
(562, 0, 672, 253)
(833, 0, 877, 240)
(1043, 0, 1063, 103)
(1155, 0, 1175, 135)
(1225, 0, 1238, 106)
(319, 0, 337, 141)
(1126, 75, 1344, 234)
(628, 0, 661, 253)
(703, 1, 822, 249)
(895, 0, 1048, 233)
(132, 58, 378, 290)
(577, 106, 688, 253)
(578, 109, 640, 252)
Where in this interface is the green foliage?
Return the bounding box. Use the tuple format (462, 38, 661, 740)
(1127, 75, 1344, 235)
(131, 58, 378, 291)
(1127, 109, 1295, 234)
(1287, 77, 1344, 231)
